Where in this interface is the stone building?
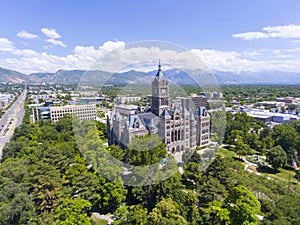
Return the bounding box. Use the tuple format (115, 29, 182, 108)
(107, 63, 210, 153)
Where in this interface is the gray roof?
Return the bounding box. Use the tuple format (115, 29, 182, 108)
(137, 112, 157, 127)
(160, 109, 171, 119)
(128, 115, 146, 128)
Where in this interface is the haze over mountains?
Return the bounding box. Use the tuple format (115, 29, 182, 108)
(1, 66, 300, 85)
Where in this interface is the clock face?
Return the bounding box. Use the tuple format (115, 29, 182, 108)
(161, 88, 166, 95)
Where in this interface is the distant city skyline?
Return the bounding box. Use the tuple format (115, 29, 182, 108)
(1, 0, 300, 74)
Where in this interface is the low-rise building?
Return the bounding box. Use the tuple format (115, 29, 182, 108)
(246, 109, 298, 123)
(32, 104, 96, 123)
(115, 96, 142, 104)
(76, 97, 108, 105)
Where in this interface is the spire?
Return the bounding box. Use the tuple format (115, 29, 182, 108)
(158, 59, 161, 70)
(155, 59, 163, 78)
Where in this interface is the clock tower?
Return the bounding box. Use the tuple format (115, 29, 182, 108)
(151, 61, 170, 116)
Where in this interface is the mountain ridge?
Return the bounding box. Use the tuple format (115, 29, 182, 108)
(0, 67, 33, 83)
(1, 66, 300, 85)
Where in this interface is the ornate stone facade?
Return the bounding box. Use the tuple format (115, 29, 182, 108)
(107, 63, 210, 153)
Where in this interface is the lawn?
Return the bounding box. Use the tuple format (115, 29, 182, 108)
(218, 147, 300, 186)
(217, 147, 236, 158)
(90, 215, 108, 225)
(266, 167, 299, 184)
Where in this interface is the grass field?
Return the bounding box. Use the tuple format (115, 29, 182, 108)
(217, 147, 236, 158)
(218, 147, 300, 185)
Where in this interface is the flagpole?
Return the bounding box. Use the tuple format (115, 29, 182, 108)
(288, 162, 291, 194)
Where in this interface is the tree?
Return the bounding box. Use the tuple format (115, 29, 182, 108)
(97, 176, 127, 213)
(95, 121, 108, 138)
(114, 204, 148, 225)
(106, 145, 124, 161)
(260, 136, 274, 153)
(201, 200, 230, 225)
(55, 198, 91, 225)
(272, 124, 299, 158)
(224, 113, 254, 144)
(275, 195, 300, 225)
(0, 182, 34, 225)
(65, 166, 102, 205)
(199, 176, 228, 203)
(211, 200, 231, 225)
(182, 162, 203, 188)
(147, 198, 188, 225)
(126, 134, 166, 166)
(225, 185, 261, 225)
(266, 146, 288, 170)
(172, 189, 200, 224)
(245, 133, 261, 151)
(30, 162, 63, 213)
(234, 135, 251, 158)
(206, 155, 235, 189)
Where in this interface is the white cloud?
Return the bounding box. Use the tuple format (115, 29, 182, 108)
(232, 32, 269, 40)
(0, 37, 15, 52)
(17, 30, 38, 39)
(90, 43, 210, 73)
(46, 39, 67, 48)
(233, 24, 300, 41)
(191, 49, 261, 72)
(293, 40, 300, 43)
(0, 41, 126, 74)
(1, 40, 300, 74)
(191, 48, 300, 73)
(13, 49, 38, 56)
(99, 40, 126, 53)
(263, 24, 300, 38)
(41, 28, 61, 39)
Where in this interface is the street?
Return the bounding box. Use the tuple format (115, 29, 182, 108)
(0, 90, 27, 160)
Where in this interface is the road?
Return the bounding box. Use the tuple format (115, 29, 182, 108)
(0, 90, 27, 160)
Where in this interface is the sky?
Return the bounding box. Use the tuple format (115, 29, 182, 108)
(1, 0, 300, 74)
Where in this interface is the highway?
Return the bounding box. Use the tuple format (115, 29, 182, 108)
(0, 90, 27, 160)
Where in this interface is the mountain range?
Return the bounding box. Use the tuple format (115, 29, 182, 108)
(1, 66, 300, 85)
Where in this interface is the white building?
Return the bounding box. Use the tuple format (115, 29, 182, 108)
(32, 104, 96, 123)
(115, 96, 142, 104)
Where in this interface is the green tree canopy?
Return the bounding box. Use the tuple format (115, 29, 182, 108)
(272, 124, 299, 158)
(126, 134, 166, 166)
(266, 145, 288, 170)
(55, 198, 91, 225)
(225, 185, 261, 225)
(147, 198, 188, 225)
(114, 204, 148, 225)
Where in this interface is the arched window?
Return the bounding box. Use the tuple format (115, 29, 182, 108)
(133, 119, 139, 128)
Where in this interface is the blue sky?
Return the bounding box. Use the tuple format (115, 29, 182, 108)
(1, 0, 300, 74)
